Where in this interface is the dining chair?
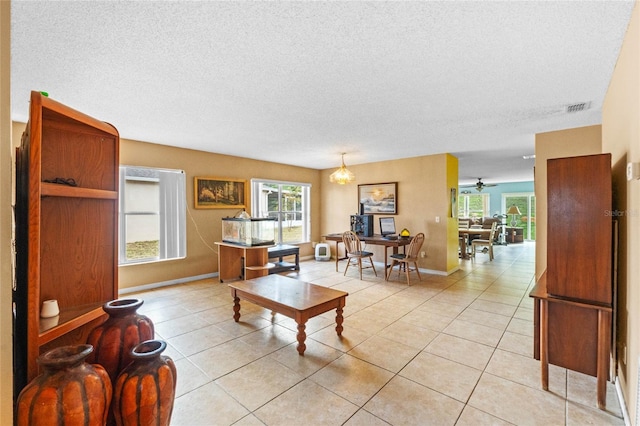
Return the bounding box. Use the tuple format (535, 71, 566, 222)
(458, 219, 470, 229)
(386, 232, 425, 284)
(471, 222, 497, 260)
(342, 231, 377, 280)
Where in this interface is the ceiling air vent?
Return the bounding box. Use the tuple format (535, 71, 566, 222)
(566, 102, 591, 113)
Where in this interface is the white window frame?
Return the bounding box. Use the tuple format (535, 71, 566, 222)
(501, 191, 536, 240)
(458, 193, 490, 218)
(119, 166, 186, 265)
(250, 178, 311, 244)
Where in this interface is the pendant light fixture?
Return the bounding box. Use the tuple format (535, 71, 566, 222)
(329, 153, 355, 184)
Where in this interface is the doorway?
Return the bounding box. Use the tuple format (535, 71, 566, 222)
(502, 193, 536, 241)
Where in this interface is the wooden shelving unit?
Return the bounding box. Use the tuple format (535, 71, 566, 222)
(530, 153, 613, 409)
(14, 91, 119, 395)
(215, 242, 274, 282)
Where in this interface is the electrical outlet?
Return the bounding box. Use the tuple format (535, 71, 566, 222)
(421, 251, 426, 258)
(435, 216, 440, 223)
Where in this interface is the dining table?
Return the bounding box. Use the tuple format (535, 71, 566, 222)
(458, 227, 492, 259)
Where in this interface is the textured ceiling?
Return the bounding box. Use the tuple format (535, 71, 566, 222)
(10, 1, 635, 185)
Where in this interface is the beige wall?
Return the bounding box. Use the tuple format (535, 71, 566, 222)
(120, 138, 323, 289)
(8, 126, 323, 291)
(534, 125, 603, 280)
(320, 153, 459, 274)
(0, 0, 11, 421)
(603, 1, 640, 420)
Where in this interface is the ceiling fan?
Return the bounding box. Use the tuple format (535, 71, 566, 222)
(461, 178, 498, 192)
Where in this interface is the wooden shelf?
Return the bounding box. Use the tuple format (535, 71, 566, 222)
(216, 242, 274, 282)
(41, 182, 117, 199)
(14, 91, 119, 396)
(38, 304, 107, 344)
(246, 263, 275, 271)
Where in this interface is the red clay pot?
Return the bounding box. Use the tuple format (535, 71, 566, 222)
(86, 298, 154, 386)
(113, 340, 177, 426)
(16, 344, 112, 426)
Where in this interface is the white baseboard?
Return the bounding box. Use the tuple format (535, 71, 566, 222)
(118, 272, 218, 295)
(616, 378, 631, 426)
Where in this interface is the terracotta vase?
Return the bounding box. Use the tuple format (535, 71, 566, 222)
(113, 340, 177, 426)
(16, 344, 112, 426)
(87, 298, 155, 386)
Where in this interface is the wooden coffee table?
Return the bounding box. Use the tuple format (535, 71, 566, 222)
(228, 274, 348, 355)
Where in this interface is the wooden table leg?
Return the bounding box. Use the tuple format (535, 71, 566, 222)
(384, 246, 390, 271)
(597, 310, 610, 409)
(335, 305, 344, 336)
(296, 321, 307, 355)
(233, 296, 241, 322)
(540, 299, 549, 391)
(334, 241, 340, 272)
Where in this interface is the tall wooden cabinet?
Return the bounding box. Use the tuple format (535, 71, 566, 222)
(530, 153, 613, 409)
(14, 91, 119, 395)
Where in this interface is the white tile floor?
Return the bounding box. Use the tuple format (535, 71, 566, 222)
(129, 242, 625, 425)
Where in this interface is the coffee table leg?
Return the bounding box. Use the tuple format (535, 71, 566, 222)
(233, 296, 241, 322)
(335, 306, 344, 336)
(296, 322, 307, 355)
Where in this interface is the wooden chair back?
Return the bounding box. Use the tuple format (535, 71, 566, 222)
(342, 230, 361, 255)
(406, 233, 425, 259)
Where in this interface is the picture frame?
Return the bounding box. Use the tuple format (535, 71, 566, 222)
(194, 177, 247, 209)
(358, 182, 397, 215)
(450, 187, 457, 218)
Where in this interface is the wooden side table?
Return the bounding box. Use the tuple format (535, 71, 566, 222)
(215, 242, 274, 282)
(530, 272, 612, 409)
(268, 244, 300, 274)
(505, 226, 524, 243)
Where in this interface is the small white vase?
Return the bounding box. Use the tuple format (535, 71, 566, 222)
(41, 299, 60, 318)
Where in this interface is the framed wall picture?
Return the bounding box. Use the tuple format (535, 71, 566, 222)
(358, 182, 397, 215)
(194, 177, 246, 209)
(450, 187, 457, 218)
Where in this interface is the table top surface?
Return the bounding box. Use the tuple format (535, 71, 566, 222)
(459, 228, 492, 234)
(228, 275, 348, 310)
(268, 244, 299, 254)
(323, 233, 412, 246)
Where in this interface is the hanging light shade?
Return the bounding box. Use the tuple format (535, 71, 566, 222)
(329, 153, 355, 184)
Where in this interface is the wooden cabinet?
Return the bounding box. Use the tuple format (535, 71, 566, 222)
(215, 242, 274, 282)
(14, 91, 119, 394)
(547, 154, 612, 304)
(531, 153, 613, 409)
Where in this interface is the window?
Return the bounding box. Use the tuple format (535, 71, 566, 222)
(458, 193, 490, 219)
(251, 179, 311, 244)
(119, 166, 186, 264)
(502, 192, 536, 240)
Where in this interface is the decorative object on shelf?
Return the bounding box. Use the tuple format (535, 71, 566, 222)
(40, 299, 59, 318)
(16, 344, 112, 426)
(87, 299, 155, 387)
(358, 182, 397, 214)
(113, 340, 177, 426)
(506, 205, 522, 226)
(234, 208, 251, 219)
(194, 176, 247, 209)
(329, 153, 355, 184)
